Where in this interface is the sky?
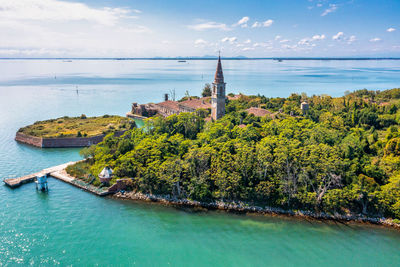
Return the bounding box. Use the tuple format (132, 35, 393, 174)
(0, 0, 399, 58)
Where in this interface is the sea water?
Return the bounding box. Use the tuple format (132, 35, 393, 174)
(0, 59, 400, 266)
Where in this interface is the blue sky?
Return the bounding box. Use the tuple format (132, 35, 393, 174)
(0, 0, 399, 57)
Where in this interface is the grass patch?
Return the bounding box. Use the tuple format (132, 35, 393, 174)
(18, 115, 133, 138)
(66, 160, 103, 187)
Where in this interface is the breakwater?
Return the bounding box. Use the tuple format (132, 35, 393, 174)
(15, 130, 126, 148)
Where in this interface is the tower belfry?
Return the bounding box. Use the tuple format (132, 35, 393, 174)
(211, 53, 226, 120)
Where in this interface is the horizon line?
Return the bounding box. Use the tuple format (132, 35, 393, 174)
(1, 57, 400, 60)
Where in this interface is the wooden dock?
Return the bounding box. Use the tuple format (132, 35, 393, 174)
(3, 161, 78, 188)
(3, 160, 111, 196)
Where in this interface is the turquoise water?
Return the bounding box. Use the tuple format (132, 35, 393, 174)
(1, 59, 400, 265)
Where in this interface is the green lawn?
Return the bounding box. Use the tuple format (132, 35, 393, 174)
(18, 115, 133, 138)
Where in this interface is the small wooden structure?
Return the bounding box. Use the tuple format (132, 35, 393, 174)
(99, 167, 113, 185)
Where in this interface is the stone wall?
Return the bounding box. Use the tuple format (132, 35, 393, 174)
(16, 131, 126, 148)
(15, 132, 43, 147)
(108, 178, 132, 193)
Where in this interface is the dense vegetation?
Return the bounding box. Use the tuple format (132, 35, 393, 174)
(72, 89, 400, 221)
(19, 115, 134, 138)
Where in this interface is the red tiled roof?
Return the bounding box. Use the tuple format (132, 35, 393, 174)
(246, 107, 272, 117)
(227, 94, 241, 100)
(180, 97, 211, 110)
(157, 100, 180, 111)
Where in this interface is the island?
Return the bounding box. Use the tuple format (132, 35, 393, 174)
(65, 88, 400, 227)
(16, 115, 135, 148)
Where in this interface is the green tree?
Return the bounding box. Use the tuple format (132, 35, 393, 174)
(202, 83, 212, 97)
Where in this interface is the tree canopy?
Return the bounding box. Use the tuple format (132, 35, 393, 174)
(68, 88, 400, 220)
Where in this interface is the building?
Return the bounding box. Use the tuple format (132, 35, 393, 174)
(99, 166, 113, 185)
(211, 54, 226, 120)
(300, 101, 309, 115)
(127, 55, 226, 120)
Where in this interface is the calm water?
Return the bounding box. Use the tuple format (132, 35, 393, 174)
(1, 59, 400, 265)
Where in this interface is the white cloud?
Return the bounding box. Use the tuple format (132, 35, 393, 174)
(242, 47, 254, 51)
(331, 32, 356, 44)
(188, 21, 230, 31)
(282, 44, 297, 50)
(298, 38, 311, 45)
(312, 34, 326, 40)
(280, 39, 290, 43)
(0, 0, 153, 57)
(275, 35, 282, 40)
(244, 39, 251, 44)
(387, 27, 396, 32)
(221, 37, 237, 44)
(370, 37, 381, 42)
(251, 19, 274, 28)
(0, 48, 67, 56)
(347, 35, 356, 44)
(194, 39, 207, 46)
(321, 4, 338, 16)
(234, 16, 249, 27)
(253, 42, 272, 48)
(298, 34, 325, 46)
(263, 19, 274, 27)
(332, 32, 344, 40)
(0, 0, 136, 26)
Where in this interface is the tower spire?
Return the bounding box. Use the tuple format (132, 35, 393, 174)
(211, 52, 226, 120)
(214, 51, 224, 84)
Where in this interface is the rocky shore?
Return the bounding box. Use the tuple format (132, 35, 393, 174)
(112, 191, 400, 230)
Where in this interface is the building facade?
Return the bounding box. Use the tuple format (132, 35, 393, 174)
(211, 55, 226, 120)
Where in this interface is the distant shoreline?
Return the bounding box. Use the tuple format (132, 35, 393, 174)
(1, 57, 400, 61)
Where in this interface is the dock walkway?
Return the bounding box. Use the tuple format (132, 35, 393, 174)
(3, 162, 77, 188)
(3, 161, 111, 196)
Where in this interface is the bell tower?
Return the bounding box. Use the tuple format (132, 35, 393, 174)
(211, 53, 226, 120)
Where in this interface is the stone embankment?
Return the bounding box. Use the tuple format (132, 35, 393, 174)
(15, 131, 126, 148)
(51, 169, 111, 196)
(113, 191, 400, 229)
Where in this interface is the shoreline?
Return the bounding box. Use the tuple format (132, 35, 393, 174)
(110, 191, 400, 230)
(5, 161, 400, 230)
(50, 169, 111, 196)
